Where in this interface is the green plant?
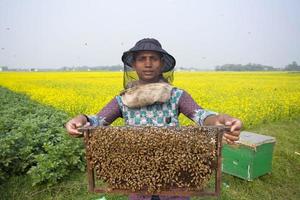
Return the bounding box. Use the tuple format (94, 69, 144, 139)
(0, 87, 85, 185)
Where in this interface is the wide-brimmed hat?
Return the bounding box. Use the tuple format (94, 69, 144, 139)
(121, 38, 176, 72)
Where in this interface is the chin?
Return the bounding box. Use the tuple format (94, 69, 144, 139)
(140, 78, 157, 83)
(142, 76, 155, 80)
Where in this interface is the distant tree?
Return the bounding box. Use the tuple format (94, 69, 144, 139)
(284, 61, 300, 71)
(215, 63, 277, 71)
(0, 66, 8, 71)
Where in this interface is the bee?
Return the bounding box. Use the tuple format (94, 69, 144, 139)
(86, 126, 223, 193)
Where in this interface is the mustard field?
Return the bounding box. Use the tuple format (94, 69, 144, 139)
(0, 71, 299, 128)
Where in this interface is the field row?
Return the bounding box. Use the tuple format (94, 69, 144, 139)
(0, 72, 299, 128)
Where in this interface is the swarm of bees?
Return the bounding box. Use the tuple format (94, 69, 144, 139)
(85, 126, 222, 193)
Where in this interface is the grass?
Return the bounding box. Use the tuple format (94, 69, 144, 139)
(1, 118, 299, 200)
(216, 118, 300, 200)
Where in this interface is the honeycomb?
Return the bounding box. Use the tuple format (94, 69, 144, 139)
(85, 126, 223, 193)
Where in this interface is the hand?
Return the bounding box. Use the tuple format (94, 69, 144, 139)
(204, 114, 243, 144)
(216, 114, 242, 144)
(65, 115, 90, 137)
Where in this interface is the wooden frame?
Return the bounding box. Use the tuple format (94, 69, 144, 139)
(79, 126, 227, 198)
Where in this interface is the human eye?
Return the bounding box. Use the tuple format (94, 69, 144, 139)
(151, 56, 160, 62)
(136, 56, 146, 62)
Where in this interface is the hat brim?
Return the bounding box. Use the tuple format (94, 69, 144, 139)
(122, 45, 176, 73)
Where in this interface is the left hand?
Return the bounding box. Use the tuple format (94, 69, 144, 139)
(205, 114, 243, 144)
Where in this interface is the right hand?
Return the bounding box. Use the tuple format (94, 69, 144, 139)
(65, 115, 90, 137)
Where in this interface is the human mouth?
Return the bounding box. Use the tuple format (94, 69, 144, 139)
(143, 71, 154, 75)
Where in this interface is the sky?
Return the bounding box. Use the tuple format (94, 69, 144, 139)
(0, 0, 299, 69)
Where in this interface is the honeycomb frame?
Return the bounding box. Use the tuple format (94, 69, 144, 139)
(80, 125, 227, 197)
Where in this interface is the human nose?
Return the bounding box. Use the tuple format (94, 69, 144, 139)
(145, 57, 152, 67)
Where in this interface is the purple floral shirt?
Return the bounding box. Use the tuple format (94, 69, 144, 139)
(88, 89, 217, 127)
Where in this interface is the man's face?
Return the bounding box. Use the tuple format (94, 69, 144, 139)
(132, 51, 164, 82)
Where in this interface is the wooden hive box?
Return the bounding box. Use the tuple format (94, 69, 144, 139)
(79, 126, 228, 197)
(222, 131, 276, 181)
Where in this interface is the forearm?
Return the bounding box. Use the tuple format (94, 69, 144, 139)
(86, 97, 122, 126)
(178, 90, 218, 126)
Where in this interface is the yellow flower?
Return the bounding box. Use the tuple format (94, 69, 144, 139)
(0, 71, 299, 128)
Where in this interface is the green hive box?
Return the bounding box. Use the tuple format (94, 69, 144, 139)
(222, 131, 276, 181)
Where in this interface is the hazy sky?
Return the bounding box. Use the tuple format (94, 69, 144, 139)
(0, 0, 299, 69)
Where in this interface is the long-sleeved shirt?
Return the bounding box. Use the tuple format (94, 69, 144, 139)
(87, 88, 217, 127)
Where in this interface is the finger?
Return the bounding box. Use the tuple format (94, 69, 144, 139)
(214, 118, 224, 126)
(229, 130, 240, 137)
(225, 121, 232, 126)
(231, 120, 242, 132)
(222, 138, 235, 145)
(69, 129, 82, 136)
(224, 133, 239, 141)
(83, 122, 91, 128)
(226, 139, 235, 145)
(66, 122, 81, 135)
(75, 122, 83, 128)
(69, 133, 82, 137)
(216, 114, 233, 126)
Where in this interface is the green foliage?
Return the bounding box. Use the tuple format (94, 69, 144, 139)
(0, 86, 85, 185)
(215, 63, 278, 71)
(285, 61, 300, 71)
(1, 119, 299, 200)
